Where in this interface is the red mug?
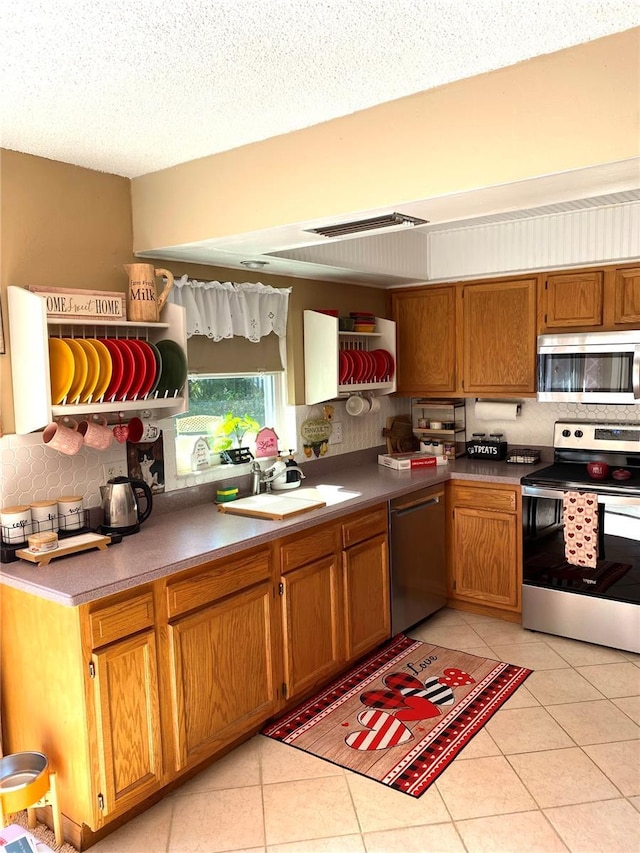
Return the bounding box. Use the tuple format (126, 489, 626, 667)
(587, 461, 609, 480)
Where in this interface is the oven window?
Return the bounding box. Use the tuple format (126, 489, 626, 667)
(539, 353, 633, 393)
(523, 495, 640, 605)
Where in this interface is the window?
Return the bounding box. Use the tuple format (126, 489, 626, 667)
(174, 372, 288, 475)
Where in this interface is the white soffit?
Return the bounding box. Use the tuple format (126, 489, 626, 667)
(1, 1, 639, 178)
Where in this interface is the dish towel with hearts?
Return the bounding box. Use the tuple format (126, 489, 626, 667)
(563, 491, 598, 568)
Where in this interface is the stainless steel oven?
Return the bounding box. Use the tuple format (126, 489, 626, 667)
(521, 421, 640, 654)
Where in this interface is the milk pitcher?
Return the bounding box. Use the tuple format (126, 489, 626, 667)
(125, 263, 174, 322)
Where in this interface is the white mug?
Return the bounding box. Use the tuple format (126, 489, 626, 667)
(57, 495, 84, 532)
(30, 499, 59, 533)
(1, 504, 33, 544)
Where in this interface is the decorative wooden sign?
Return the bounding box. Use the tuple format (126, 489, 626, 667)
(28, 286, 126, 320)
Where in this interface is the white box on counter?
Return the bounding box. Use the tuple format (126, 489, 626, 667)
(378, 452, 448, 470)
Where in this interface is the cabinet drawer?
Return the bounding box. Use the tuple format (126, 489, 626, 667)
(90, 591, 155, 648)
(451, 484, 517, 513)
(280, 525, 337, 574)
(167, 547, 270, 618)
(342, 506, 388, 548)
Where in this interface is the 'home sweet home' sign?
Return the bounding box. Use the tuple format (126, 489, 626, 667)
(29, 286, 126, 320)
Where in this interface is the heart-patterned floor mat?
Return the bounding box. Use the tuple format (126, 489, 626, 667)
(262, 634, 531, 797)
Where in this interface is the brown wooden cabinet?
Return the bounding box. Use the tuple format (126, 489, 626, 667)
(390, 286, 457, 395)
(447, 481, 522, 615)
(91, 630, 163, 816)
(614, 266, 640, 326)
(539, 264, 640, 332)
(164, 546, 277, 771)
(341, 508, 390, 661)
(390, 277, 536, 398)
(462, 278, 537, 396)
(0, 505, 391, 848)
(543, 271, 604, 328)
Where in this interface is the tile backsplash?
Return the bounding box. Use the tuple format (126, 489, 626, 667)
(2, 396, 637, 511)
(0, 395, 410, 509)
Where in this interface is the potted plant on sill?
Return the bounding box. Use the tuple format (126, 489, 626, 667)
(214, 412, 260, 464)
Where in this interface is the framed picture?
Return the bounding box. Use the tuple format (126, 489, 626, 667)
(126, 433, 165, 494)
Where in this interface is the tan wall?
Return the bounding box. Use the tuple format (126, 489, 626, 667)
(131, 29, 640, 251)
(0, 151, 386, 433)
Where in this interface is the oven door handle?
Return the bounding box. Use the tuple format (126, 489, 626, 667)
(522, 485, 640, 507)
(634, 346, 640, 399)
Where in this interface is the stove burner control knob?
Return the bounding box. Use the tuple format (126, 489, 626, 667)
(574, 430, 584, 438)
(562, 429, 571, 438)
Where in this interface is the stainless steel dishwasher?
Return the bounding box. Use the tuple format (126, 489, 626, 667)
(389, 484, 447, 634)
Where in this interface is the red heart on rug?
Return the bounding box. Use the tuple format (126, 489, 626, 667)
(360, 688, 409, 711)
(345, 709, 414, 751)
(422, 676, 455, 706)
(395, 695, 440, 721)
(341, 722, 349, 727)
(438, 668, 475, 688)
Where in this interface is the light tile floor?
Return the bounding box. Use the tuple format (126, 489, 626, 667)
(90, 608, 640, 853)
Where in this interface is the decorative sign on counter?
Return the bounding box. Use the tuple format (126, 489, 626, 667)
(28, 286, 126, 320)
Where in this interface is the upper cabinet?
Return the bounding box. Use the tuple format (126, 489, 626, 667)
(391, 277, 537, 398)
(8, 286, 189, 435)
(303, 311, 396, 405)
(543, 271, 604, 328)
(539, 264, 640, 333)
(462, 278, 537, 396)
(390, 286, 457, 396)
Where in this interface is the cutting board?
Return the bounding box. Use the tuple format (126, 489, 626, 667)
(217, 493, 326, 520)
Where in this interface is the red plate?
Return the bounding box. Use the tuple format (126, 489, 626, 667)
(339, 351, 349, 384)
(371, 349, 388, 381)
(348, 350, 362, 383)
(121, 339, 148, 400)
(363, 351, 376, 382)
(109, 339, 136, 400)
(383, 349, 395, 380)
(135, 339, 158, 398)
(99, 339, 124, 402)
(342, 350, 355, 383)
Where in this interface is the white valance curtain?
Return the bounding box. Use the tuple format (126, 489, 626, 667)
(170, 275, 291, 342)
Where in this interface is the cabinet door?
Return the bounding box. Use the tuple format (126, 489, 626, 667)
(281, 555, 343, 699)
(343, 533, 390, 661)
(391, 287, 456, 395)
(168, 582, 276, 771)
(463, 279, 536, 395)
(451, 507, 519, 610)
(614, 267, 640, 326)
(92, 630, 164, 816)
(544, 271, 604, 329)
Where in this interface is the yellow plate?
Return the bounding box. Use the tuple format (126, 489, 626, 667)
(64, 338, 88, 403)
(87, 338, 112, 401)
(75, 339, 101, 402)
(48, 338, 75, 404)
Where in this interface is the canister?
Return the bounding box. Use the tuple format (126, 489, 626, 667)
(28, 531, 59, 553)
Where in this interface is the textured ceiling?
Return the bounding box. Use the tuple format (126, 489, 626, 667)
(1, 1, 639, 178)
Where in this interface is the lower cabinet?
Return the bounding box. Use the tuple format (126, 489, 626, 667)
(0, 504, 390, 848)
(447, 481, 522, 613)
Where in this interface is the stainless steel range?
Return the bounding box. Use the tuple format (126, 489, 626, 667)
(521, 421, 640, 654)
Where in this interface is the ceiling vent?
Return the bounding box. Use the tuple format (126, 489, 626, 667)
(305, 212, 428, 238)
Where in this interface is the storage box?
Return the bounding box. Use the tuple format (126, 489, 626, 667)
(465, 439, 508, 461)
(378, 452, 448, 470)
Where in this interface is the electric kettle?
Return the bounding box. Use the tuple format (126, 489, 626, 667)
(100, 476, 153, 535)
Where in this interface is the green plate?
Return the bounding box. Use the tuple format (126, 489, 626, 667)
(155, 339, 187, 397)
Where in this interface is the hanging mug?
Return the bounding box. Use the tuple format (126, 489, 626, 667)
(125, 263, 174, 322)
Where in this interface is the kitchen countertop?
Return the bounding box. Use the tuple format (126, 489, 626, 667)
(0, 455, 549, 606)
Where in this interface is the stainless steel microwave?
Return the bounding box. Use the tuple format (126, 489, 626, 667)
(537, 331, 640, 404)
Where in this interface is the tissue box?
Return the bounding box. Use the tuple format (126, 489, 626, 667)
(378, 452, 448, 470)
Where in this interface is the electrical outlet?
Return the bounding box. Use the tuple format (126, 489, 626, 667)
(103, 461, 127, 481)
(329, 422, 343, 444)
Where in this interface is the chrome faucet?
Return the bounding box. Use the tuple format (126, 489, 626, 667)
(251, 461, 306, 494)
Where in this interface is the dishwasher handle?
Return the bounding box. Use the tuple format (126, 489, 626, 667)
(390, 491, 444, 516)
